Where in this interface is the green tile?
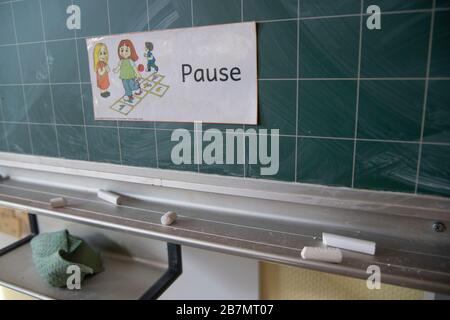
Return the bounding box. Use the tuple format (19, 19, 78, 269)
(73, 0, 109, 37)
(81, 84, 115, 127)
(3, 123, 31, 154)
(223, 129, 245, 166)
(108, 0, 149, 33)
(0, 86, 27, 122)
(57, 125, 88, 160)
(246, 136, 296, 182)
(155, 122, 194, 131)
(0, 46, 21, 84)
(436, 0, 450, 8)
(25, 85, 55, 124)
(358, 80, 424, 141)
(299, 17, 359, 78)
(118, 121, 155, 129)
(0, 123, 7, 151)
(19, 43, 49, 84)
(361, 13, 431, 77)
(148, 0, 192, 30)
(299, 80, 357, 137)
(300, 0, 360, 17)
(355, 141, 419, 193)
(418, 144, 450, 197)
(258, 21, 297, 78)
(243, 0, 298, 21)
(52, 84, 84, 125)
(119, 128, 157, 167)
(424, 80, 450, 143)
(41, 0, 75, 41)
(373, 0, 432, 11)
(246, 80, 296, 135)
(193, 0, 241, 26)
(0, 2, 15, 45)
(12, 0, 44, 43)
(46, 40, 79, 83)
(203, 123, 243, 133)
(29, 124, 58, 157)
(156, 129, 197, 172)
(298, 138, 353, 187)
(430, 11, 450, 77)
(76, 38, 90, 83)
(199, 163, 244, 177)
(86, 126, 121, 164)
(199, 129, 244, 177)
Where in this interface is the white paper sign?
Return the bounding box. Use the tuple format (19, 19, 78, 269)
(86, 22, 257, 124)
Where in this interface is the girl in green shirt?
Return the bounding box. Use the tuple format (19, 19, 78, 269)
(113, 39, 142, 102)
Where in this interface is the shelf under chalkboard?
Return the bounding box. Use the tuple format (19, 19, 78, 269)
(0, 214, 182, 300)
(0, 175, 449, 294)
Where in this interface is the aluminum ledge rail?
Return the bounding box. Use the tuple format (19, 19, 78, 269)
(0, 153, 449, 294)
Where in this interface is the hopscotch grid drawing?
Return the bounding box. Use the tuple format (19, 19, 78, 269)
(0, 0, 447, 195)
(108, 73, 170, 117)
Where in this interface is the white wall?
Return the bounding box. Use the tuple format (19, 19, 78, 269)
(160, 246, 259, 300)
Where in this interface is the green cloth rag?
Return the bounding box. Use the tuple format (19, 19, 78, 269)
(31, 230, 103, 287)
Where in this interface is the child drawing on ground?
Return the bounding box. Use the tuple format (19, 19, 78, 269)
(144, 42, 159, 73)
(93, 43, 110, 98)
(113, 39, 142, 102)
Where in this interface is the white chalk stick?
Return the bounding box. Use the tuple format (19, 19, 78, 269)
(161, 211, 177, 226)
(322, 233, 376, 255)
(97, 190, 122, 205)
(301, 247, 343, 263)
(50, 197, 66, 208)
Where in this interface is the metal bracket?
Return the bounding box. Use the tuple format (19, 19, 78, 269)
(140, 243, 182, 300)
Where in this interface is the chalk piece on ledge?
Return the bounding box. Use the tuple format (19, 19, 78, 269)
(301, 247, 343, 263)
(97, 190, 122, 205)
(161, 211, 177, 226)
(322, 232, 376, 255)
(50, 197, 66, 208)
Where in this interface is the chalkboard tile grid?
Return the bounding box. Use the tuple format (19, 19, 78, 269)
(0, 0, 449, 198)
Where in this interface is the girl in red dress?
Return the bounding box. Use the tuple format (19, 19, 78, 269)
(93, 43, 110, 98)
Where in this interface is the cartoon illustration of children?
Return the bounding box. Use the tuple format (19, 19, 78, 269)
(113, 39, 142, 102)
(144, 42, 159, 73)
(93, 43, 110, 98)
